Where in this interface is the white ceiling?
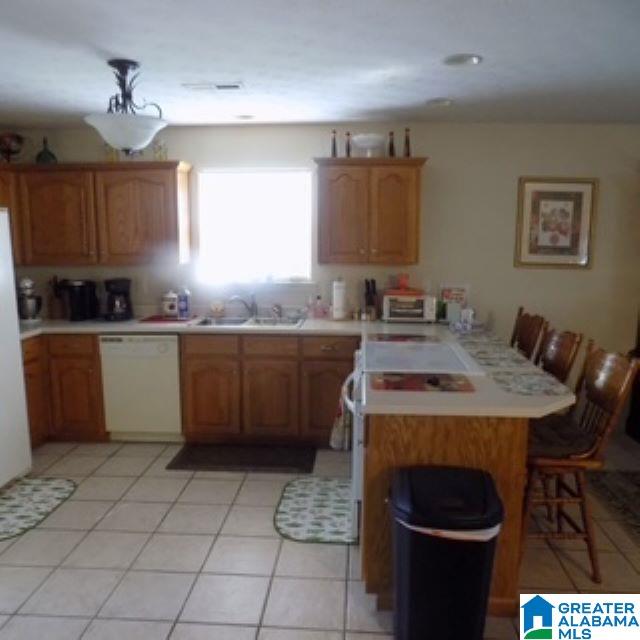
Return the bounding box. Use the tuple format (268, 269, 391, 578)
(1, 0, 639, 127)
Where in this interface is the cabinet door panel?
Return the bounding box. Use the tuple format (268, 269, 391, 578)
(183, 357, 241, 440)
(95, 170, 176, 264)
(369, 166, 418, 264)
(318, 167, 368, 263)
(19, 171, 97, 265)
(49, 355, 105, 441)
(0, 171, 22, 264)
(23, 359, 49, 447)
(301, 360, 352, 443)
(243, 359, 299, 438)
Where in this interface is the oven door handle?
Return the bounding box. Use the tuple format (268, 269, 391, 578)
(341, 371, 357, 415)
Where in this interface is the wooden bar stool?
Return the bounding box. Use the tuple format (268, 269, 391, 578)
(510, 306, 547, 360)
(535, 328, 584, 384)
(522, 348, 639, 582)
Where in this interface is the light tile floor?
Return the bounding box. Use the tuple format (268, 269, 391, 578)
(0, 434, 637, 639)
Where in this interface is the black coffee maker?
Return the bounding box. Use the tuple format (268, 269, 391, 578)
(57, 280, 100, 321)
(105, 278, 133, 321)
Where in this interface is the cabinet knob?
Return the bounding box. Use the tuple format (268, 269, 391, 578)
(320, 344, 337, 352)
(359, 248, 366, 255)
(371, 248, 378, 254)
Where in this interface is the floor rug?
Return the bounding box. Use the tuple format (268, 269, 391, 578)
(275, 477, 355, 544)
(589, 471, 640, 542)
(167, 444, 316, 474)
(0, 477, 76, 540)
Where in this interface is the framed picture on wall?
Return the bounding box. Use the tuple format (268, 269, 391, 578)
(515, 177, 598, 268)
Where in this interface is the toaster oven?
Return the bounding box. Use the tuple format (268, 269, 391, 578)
(382, 293, 437, 323)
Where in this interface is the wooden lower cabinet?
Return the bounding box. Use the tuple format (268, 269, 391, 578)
(182, 356, 241, 440)
(301, 360, 352, 443)
(21, 337, 49, 447)
(182, 334, 359, 444)
(243, 359, 299, 439)
(48, 336, 106, 441)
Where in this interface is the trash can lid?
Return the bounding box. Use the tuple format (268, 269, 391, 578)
(391, 466, 504, 531)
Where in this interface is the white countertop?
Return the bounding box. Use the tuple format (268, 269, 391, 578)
(19, 317, 451, 339)
(20, 319, 575, 419)
(361, 372, 574, 418)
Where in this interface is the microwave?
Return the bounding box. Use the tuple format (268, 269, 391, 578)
(382, 293, 437, 323)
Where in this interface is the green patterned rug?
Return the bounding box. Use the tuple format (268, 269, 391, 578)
(0, 477, 77, 540)
(274, 477, 355, 544)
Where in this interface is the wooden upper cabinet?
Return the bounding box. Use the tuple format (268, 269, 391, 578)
(0, 170, 22, 264)
(315, 158, 425, 265)
(19, 170, 97, 265)
(12, 162, 190, 266)
(318, 166, 369, 263)
(369, 166, 419, 264)
(95, 168, 180, 264)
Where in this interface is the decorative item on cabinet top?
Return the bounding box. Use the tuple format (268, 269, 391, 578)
(4, 161, 191, 267)
(314, 156, 427, 266)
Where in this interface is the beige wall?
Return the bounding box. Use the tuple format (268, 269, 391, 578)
(15, 122, 640, 352)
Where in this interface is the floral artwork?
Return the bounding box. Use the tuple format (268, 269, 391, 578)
(515, 177, 597, 268)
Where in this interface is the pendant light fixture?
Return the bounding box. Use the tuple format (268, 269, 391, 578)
(84, 59, 167, 154)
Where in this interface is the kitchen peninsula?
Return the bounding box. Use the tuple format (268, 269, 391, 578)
(353, 328, 575, 617)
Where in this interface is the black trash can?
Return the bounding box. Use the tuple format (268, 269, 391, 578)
(391, 466, 504, 640)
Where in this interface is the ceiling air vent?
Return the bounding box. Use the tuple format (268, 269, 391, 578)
(181, 81, 244, 91)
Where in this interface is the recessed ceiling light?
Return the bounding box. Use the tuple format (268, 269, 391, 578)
(443, 53, 483, 66)
(236, 115, 254, 120)
(425, 97, 453, 107)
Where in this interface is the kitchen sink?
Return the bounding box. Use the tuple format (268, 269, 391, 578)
(248, 317, 305, 328)
(196, 317, 249, 326)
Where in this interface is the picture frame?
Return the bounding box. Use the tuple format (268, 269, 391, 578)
(515, 177, 598, 268)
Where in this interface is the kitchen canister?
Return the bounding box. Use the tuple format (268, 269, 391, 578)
(332, 279, 347, 320)
(162, 290, 179, 318)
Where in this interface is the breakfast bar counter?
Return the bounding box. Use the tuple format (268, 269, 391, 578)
(356, 330, 575, 617)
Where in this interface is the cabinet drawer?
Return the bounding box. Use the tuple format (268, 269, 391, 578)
(302, 336, 360, 360)
(243, 336, 299, 357)
(182, 335, 240, 356)
(48, 334, 95, 356)
(21, 336, 42, 363)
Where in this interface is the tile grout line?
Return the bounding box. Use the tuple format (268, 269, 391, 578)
(10, 444, 167, 633)
(166, 470, 250, 638)
(85, 444, 198, 635)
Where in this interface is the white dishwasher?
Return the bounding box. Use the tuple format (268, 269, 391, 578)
(99, 335, 182, 441)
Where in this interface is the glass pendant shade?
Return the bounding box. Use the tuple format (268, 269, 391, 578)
(84, 113, 167, 152)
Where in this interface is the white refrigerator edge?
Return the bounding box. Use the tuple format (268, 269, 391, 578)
(0, 210, 32, 485)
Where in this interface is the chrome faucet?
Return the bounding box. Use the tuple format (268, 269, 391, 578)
(228, 294, 258, 318)
(270, 304, 283, 319)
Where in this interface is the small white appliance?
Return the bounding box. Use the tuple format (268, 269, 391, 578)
(0, 210, 32, 485)
(99, 335, 182, 441)
(382, 293, 436, 323)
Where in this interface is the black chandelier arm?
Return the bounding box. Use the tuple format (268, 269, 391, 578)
(131, 100, 164, 120)
(101, 59, 164, 120)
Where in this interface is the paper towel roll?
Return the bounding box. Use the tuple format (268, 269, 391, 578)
(332, 280, 347, 320)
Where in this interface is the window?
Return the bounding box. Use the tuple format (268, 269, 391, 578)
(196, 169, 312, 284)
